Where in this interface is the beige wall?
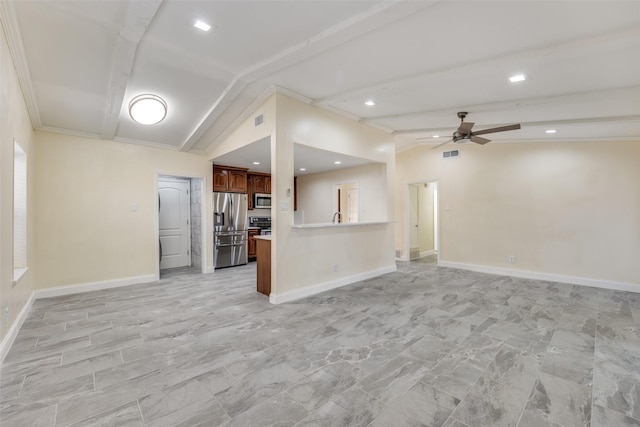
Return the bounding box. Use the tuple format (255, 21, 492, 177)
(0, 20, 36, 344)
(273, 94, 396, 296)
(34, 132, 213, 288)
(207, 95, 276, 160)
(296, 163, 387, 224)
(396, 141, 640, 285)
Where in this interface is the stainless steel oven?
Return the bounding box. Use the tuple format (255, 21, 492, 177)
(249, 216, 271, 236)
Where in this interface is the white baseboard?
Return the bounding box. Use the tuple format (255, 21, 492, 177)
(420, 250, 435, 258)
(0, 292, 35, 364)
(438, 261, 640, 293)
(269, 265, 397, 304)
(34, 274, 158, 299)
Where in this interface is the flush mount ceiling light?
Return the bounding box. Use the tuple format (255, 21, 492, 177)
(546, 129, 557, 134)
(252, 161, 260, 165)
(334, 161, 342, 165)
(193, 19, 212, 32)
(129, 94, 167, 125)
(433, 135, 440, 138)
(364, 100, 376, 106)
(509, 74, 526, 83)
(299, 168, 306, 171)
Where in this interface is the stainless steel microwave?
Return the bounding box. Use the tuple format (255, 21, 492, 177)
(254, 193, 271, 208)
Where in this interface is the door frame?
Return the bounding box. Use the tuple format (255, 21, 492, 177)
(155, 173, 207, 278)
(402, 179, 440, 263)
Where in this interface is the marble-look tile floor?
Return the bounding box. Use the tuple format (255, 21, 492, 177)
(2, 257, 640, 426)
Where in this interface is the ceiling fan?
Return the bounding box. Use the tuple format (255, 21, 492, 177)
(427, 112, 521, 149)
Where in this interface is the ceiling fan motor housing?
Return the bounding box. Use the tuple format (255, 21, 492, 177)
(453, 130, 471, 143)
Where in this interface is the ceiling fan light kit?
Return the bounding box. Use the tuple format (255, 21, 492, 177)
(431, 112, 521, 150)
(129, 94, 167, 125)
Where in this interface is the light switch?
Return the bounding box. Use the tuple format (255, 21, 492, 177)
(130, 204, 137, 213)
(280, 201, 288, 211)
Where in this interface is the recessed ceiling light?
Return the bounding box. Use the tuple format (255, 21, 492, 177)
(509, 74, 526, 83)
(299, 168, 306, 171)
(193, 20, 212, 32)
(364, 100, 376, 106)
(334, 161, 342, 165)
(546, 129, 557, 134)
(433, 135, 440, 138)
(129, 94, 167, 125)
(252, 161, 260, 165)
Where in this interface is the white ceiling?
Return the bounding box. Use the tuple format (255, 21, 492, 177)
(3, 0, 640, 155)
(211, 138, 378, 176)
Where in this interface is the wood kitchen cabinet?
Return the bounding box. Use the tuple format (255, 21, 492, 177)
(251, 173, 271, 194)
(248, 228, 260, 261)
(256, 237, 271, 296)
(247, 172, 271, 210)
(213, 165, 248, 193)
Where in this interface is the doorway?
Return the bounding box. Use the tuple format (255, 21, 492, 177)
(157, 175, 205, 275)
(406, 181, 438, 261)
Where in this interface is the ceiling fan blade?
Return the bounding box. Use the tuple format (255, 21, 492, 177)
(472, 123, 521, 136)
(430, 138, 453, 150)
(470, 135, 490, 145)
(457, 122, 474, 134)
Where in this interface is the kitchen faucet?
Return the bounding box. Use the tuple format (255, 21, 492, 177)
(332, 211, 342, 224)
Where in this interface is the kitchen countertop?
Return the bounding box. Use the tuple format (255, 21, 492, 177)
(292, 221, 392, 229)
(254, 235, 272, 241)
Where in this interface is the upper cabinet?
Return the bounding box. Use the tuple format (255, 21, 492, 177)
(252, 173, 271, 194)
(213, 165, 248, 193)
(247, 172, 271, 210)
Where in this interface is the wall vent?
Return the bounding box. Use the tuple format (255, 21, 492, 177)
(254, 114, 264, 127)
(443, 149, 460, 159)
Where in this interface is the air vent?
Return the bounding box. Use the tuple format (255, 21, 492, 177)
(443, 149, 460, 159)
(254, 114, 264, 127)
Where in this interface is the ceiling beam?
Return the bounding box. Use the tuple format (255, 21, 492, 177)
(365, 85, 640, 126)
(100, 0, 163, 140)
(393, 114, 640, 136)
(187, 0, 440, 153)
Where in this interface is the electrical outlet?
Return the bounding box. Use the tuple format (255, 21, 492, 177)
(508, 255, 516, 263)
(4, 306, 9, 323)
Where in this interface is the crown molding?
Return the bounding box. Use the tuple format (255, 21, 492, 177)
(0, 1, 41, 127)
(37, 126, 101, 140)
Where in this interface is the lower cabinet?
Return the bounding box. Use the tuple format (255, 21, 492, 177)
(248, 229, 260, 261)
(256, 238, 271, 296)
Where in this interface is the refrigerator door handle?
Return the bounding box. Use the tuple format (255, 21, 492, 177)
(215, 243, 235, 248)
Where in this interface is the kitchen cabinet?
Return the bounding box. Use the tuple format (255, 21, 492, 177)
(256, 237, 271, 296)
(247, 172, 271, 210)
(248, 228, 260, 260)
(251, 173, 271, 194)
(213, 165, 248, 193)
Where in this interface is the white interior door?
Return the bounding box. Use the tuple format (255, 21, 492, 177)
(347, 187, 359, 223)
(159, 179, 191, 269)
(409, 184, 419, 248)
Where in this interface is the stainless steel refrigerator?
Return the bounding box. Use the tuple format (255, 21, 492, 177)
(213, 192, 248, 268)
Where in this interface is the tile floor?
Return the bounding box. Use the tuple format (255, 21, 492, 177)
(1, 257, 640, 426)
